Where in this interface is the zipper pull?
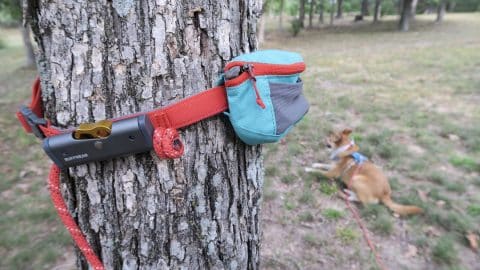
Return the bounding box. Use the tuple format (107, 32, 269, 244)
(244, 64, 266, 109)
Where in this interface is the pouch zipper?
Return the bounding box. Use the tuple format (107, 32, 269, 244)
(224, 61, 305, 109)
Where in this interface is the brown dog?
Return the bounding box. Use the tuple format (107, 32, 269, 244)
(306, 128, 423, 216)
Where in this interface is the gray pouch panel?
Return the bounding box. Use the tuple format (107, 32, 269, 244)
(269, 79, 309, 134)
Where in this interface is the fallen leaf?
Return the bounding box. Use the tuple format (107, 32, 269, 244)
(417, 189, 428, 202)
(404, 244, 418, 258)
(466, 232, 478, 251)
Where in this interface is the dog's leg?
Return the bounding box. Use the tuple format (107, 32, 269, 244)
(343, 189, 359, 202)
(311, 163, 333, 170)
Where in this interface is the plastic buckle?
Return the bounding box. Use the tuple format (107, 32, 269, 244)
(19, 106, 47, 139)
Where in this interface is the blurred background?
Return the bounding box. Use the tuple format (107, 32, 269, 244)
(1, 0, 479, 269)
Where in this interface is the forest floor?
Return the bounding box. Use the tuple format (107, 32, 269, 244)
(0, 13, 479, 270)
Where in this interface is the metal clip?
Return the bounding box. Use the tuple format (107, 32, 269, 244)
(73, 120, 112, 139)
(19, 106, 47, 139)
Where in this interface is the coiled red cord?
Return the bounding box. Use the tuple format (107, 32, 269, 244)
(49, 165, 105, 270)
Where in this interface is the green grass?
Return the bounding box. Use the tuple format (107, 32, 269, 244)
(319, 182, 338, 196)
(432, 236, 458, 266)
(298, 211, 315, 222)
(303, 233, 325, 247)
(467, 204, 480, 217)
(336, 227, 358, 244)
(322, 208, 344, 220)
(449, 155, 479, 172)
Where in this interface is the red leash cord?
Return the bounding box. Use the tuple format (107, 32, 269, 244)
(49, 165, 105, 270)
(344, 165, 388, 270)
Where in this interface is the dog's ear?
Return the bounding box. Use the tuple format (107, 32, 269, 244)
(342, 128, 353, 136)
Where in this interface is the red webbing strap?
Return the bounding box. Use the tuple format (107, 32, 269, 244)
(147, 85, 228, 129)
(49, 165, 105, 270)
(16, 78, 44, 133)
(20, 78, 228, 270)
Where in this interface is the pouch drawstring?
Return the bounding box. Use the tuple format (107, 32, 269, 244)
(245, 64, 266, 109)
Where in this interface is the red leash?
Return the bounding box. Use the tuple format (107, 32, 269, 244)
(18, 78, 228, 270)
(344, 165, 388, 270)
(49, 165, 105, 270)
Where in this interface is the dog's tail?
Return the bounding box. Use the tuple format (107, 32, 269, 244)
(381, 196, 423, 215)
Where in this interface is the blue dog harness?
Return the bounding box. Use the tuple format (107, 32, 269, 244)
(351, 152, 368, 164)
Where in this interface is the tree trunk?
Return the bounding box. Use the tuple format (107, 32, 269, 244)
(330, 0, 335, 25)
(399, 0, 412, 31)
(20, 24, 35, 67)
(318, 0, 325, 24)
(279, 0, 285, 29)
(259, 1, 269, 44)
(309, 0, 316, 28)
(373, 0, 382, 23)
(299, 0, 306, 28)
(25, 0, 264, 269)
(336, 0, 343, 18)
(411, 0, 418, 19)
(361, 0, 370, 16)
(436, 0, 446, 22)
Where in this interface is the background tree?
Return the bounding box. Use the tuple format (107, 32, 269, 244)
(336, 0, 344, 18)
(279, 0, 285, 29)
(309, 0, 317, 28)
(411, 0, 419, 19)
(24, 0, 263, 269)
(373, 0, 382, 22)
(361, 0, 370, 16)
(436, 0, 447, 22)
(0, 0, 34, 66)
(299, 0, 306, 27)
(318, 0, 325, 24)
(399, 0, 413, 31)
(330, 0, 336, 24)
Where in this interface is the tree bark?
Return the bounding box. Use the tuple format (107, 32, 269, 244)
(436, 0, 446, 22)
(299, 0, 306, 28)
(336, 0, 343, 18)
(330, 0, 335, 25)
(259, 0, 269, 44)
(309, 0, 316, 28)
(361, 0, 370, 16)
(318, 0, 325, 24)
(25, 0, 264, 269)
(373, 0, 382, 23)
(399, 0, 412, 31)
(410, 0, 418, 19)
(20, 24, 35, 67)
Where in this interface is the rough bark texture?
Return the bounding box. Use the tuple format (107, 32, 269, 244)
(373, 0, 382, 23)
(336, 0, 343, 18)
(25, 0, 264, 269)
(399, 0, 412, 31)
